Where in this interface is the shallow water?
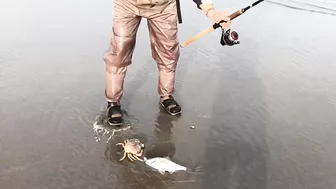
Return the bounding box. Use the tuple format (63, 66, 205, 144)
(1, 0, 336, 189)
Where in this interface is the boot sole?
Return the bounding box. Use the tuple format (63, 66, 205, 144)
(108, 121, 123, 126)
(160, 103, 182, 116)
(107, 117, 123, 126)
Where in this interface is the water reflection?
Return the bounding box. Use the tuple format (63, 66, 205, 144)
(145, 111, 178, 158)
(2, 0, 336, 188)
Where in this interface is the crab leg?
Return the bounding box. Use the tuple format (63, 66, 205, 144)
(133, 154, 144, 162)
(119, 152, 127, 161)
(133, 155, 143, 162)
(116, 143, 124, 147)
(130, 154, 138, 161)
(127, 153, 135, 161)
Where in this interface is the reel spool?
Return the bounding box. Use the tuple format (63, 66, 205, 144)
(220, 29, 240, 46)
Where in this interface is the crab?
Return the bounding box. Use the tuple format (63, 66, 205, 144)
(116, 138, 145, 162)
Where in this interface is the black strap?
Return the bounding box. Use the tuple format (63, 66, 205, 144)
(108, 104, 122, 115)
(176, 0, 182, 24)
(162, 98, 180, 108)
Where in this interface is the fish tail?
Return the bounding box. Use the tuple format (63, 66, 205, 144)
(194, 166, 203, 172)
(186, 166, 203, 174)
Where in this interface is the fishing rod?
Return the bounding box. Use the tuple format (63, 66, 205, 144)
(180, 0, 265, 48)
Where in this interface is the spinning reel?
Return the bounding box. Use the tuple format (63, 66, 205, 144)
(220, 28, 240, 46)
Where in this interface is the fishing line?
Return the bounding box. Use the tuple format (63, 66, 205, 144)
(180, 0, 266, 48)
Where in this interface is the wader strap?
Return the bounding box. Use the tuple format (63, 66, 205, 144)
(176, 0, 182, 23)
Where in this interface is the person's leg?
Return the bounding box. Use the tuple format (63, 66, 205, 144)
(103, 0, 142, 125)
(145, 0, 181, 115)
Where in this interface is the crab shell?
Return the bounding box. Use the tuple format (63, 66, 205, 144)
(123, 139, 145, 154)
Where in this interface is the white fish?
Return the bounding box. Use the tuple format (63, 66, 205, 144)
(144, 156, 187, 174)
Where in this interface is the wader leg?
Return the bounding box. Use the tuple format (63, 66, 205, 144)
(103, 0, 142, 125)
(146, 0, 182, 115)
(103, 0, 142, 103)
(147, 1, 180, 101)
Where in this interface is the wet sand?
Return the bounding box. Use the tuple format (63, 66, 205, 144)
(1, 0, 336, 189)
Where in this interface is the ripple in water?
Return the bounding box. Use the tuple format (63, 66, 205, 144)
(91, 102, 144, 144)
(93, 114, 132, 143)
